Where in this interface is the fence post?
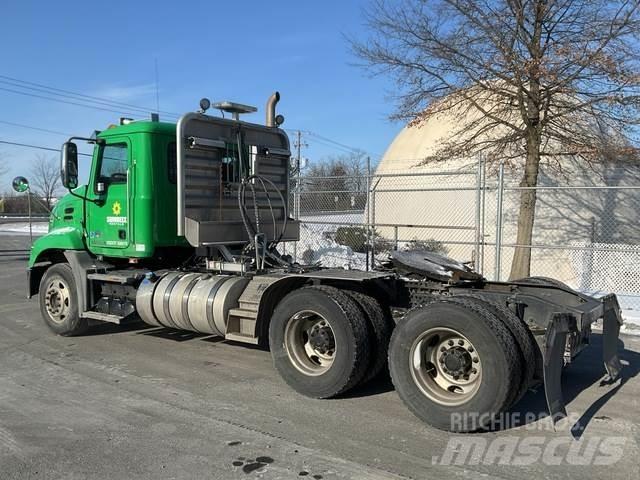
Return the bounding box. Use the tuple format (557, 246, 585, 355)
(494, 162, 505, 281)
(371, 178, 376, 267)
(480, 159, 487, 274)
(474, 156, 484, 272)
(293, 162, 301, 262)
(365, 157, 371, 271)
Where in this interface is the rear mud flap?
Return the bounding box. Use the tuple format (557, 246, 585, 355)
(543, 296, 623, 429)
(543, 314, 573, 425)
(602, 294, 623, 381)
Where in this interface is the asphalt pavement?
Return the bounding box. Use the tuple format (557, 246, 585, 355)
(0, 234, 638, 479)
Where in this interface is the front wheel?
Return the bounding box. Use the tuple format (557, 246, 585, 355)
(39, 263, 88, 336)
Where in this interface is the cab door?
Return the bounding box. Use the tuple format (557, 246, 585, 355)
(87, 138, 131, 251)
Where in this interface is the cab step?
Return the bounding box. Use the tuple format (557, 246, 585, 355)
(225, 307, 260, 344)
(87, 270, 146, 284)
(81, 310, 130, 324)
(224, 332, 260, 345)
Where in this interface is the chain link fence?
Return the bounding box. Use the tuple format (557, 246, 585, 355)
(284, 165, 481, 270)
(284, 159, 640, 315)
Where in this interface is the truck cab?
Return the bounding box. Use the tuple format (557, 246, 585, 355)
(32, 120, 187, 269)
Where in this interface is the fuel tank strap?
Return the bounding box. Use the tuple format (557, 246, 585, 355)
(206, 277, 230, 332)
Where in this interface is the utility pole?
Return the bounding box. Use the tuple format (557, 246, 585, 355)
(292, 131, 308, 262)
(293, 130, 308, 178)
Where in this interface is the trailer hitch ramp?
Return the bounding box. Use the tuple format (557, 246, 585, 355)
(543, 293, 623, 426)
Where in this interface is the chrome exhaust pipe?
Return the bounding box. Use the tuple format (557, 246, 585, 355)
(266, 91, 280, 127)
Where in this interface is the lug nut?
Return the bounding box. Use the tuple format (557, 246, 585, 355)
(448, 340, 454, 346)
(471, 368, 477, 374)
(440, 346, 446, 352)
(467, 346, 474, 353)
(458, 339, 464, 346)
(473, 357, 479, 363)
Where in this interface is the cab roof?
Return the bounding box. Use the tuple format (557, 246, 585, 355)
(97, 120, 176, 138)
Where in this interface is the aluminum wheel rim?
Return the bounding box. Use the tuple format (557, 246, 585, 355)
(44, 276, 71, 324)
(284, 310, 336, 376)
(409, 327, 482, 406)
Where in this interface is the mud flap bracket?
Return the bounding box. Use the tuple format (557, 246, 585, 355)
(602, 294, 623, 382)
(543, 313, 574, 426)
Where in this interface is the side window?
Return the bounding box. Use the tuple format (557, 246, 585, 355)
(167, 142, 177, 184)
(98, 143, 128, 184)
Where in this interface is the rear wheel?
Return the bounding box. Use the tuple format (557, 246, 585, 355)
(269, 286, 370, 398)
(389, 299, 520, 432)
(39, 263, 88, 336)
(345, 291, 393, 384)
(448, 295, 537, 407)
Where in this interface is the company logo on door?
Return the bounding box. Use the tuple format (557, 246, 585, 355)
(106, 201, 127, 225)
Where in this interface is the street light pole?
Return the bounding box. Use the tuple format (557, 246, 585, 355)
(11, 176, 33, 245)
(27, 185, 32, 244)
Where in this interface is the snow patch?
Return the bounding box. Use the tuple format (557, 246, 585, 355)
(0, 222, 48, 234)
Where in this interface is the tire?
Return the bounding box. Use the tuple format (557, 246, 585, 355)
(345, 291, 393, 385)
(388, 298, 520, 432)
(39, 263, 88, 336)
(269, 286, 370, 398)
(447, 295, 537, 407)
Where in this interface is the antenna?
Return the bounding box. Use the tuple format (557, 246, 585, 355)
(154, 58, 160, 114)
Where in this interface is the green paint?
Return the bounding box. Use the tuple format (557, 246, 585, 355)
(29, 121, 189, 267)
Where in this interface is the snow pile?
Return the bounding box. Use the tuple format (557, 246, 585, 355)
(292, 222, 368, 269)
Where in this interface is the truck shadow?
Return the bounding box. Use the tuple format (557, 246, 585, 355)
(86, 322, 638, 432)
(505, 333, 640, 436)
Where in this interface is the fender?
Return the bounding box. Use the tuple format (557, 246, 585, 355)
(26, 226, 85, 298)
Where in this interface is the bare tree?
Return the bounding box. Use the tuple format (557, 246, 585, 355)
(30, 154, 61, 210)
(0, 151, 7, 183)
(354, 0, 640, 278)
(303, 152, 369, 211)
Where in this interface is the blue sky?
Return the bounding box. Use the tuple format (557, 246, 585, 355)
(0, 0, 401, 190)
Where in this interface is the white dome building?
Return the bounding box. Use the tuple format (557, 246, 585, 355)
(373, 109, 640, 300)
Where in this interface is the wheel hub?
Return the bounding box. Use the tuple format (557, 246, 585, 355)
(410, 327, 483, 406)
(441, 347, 472, 376)
(44, 278, 70, 324)
(284, 311, 336, 376)
(308, 325, 335, 354)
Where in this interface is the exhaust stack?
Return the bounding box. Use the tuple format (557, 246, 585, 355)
(266, 91, 280, 127)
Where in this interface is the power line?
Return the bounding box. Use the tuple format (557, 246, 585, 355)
(0, 86, 152, 117)
(0, 139, 92, 157)
(0, 74, 179, 118)
(308, 130, 382, 157)
(286, 128, 381, 158)
(0, 74, 378, 158)
(0, 120, 73, 137)
(0, 78, 155, 116)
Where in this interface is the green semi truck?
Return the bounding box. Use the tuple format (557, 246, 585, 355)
(27, 92, 623, 432)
